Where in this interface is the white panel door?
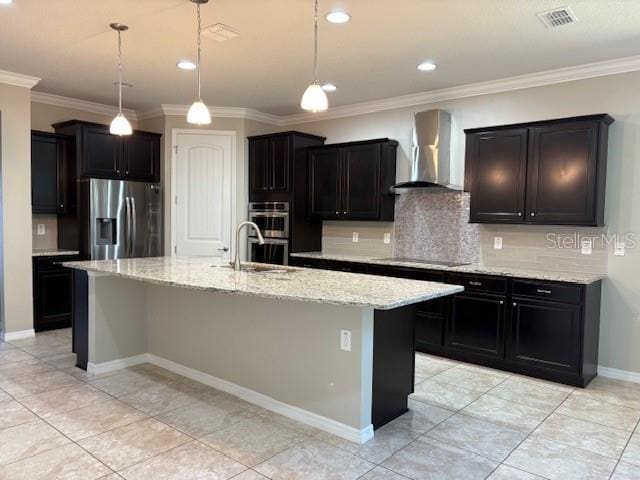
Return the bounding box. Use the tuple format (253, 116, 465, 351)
(175, 131, 233, 259)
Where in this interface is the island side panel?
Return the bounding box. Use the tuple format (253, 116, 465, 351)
(145, 285, 374, 435)
(372, 304, 415, 429)
(88, 274, 148, 369)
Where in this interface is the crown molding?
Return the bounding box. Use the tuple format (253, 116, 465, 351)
(278, 54, 640, 125)
(160, 104, 283, 125)
(0, 70, 40, 89)
(31, 91, 138, 121)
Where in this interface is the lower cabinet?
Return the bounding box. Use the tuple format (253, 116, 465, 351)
(507, 298, 581, 374)
(447, 292, 506, 360)
(290, 256, 601, 387)
(33, 256, 77, 332)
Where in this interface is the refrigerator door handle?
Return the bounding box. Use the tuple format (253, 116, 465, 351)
(125, 196, 131, 257)
(131, 196, 137, 258)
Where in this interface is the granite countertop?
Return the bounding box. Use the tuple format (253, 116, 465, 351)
(290, 252, 606, 285)
(33, 249, 80, 257)
(63, 256, 464, 310)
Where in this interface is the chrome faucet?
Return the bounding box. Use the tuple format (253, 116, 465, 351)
(231, 221, 265, 271)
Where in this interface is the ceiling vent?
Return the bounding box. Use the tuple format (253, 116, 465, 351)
(537, 6, 578, 28)
(203, 23, 240, 42)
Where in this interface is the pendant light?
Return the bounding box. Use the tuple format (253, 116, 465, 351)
(109, 23, 133, 136)
(187, 0, 211, 125)
(300, 0, 328, 112)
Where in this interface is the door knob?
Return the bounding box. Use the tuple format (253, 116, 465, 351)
(530, 212, 536, 217)
(218, 247, 229, 252)
(335, 211, 339, 215)
(513, 302, 517, 306)
(518, 212, 522, 216)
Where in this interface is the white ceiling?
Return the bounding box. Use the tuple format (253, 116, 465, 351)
(2, 0, 640, 115)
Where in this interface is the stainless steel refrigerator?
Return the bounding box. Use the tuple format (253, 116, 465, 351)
(79, 178, 162, 260)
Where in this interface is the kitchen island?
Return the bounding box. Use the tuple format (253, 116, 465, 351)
(64, 256, 462, 443)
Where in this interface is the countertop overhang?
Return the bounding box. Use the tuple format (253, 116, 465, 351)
(63, 256, 464, 310)
(290, 252, 605, 285)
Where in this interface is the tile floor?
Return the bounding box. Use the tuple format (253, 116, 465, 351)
(1, 329, 640, 479)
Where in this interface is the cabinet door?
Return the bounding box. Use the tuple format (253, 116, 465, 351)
(527, 121, 599, 224)
(34, 269, 73, 332)
(446, 293, 506, 359)
(467, 129, 528, 223)
(508, 298, 581, 373)
(122, 133, 159, 181)
(31, 133, 65, 213)
(249, 138, 270, 197)
(416, 310, 445, 348)
(269, 136, 290, 193)
(309, 147, 342, 218)
(82, 126, 121, 178)
(342, 144, 381, 219)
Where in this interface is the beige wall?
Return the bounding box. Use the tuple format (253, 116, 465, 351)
(0, 83, 34, 334)
(30, 102, 119, 133)
(285, 71, 640, 375)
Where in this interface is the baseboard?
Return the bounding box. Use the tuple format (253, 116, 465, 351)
(146, 353, 374, 444)
(4, 329, 36, 342)
(87, 354, 149, 376)
(598, 365, 640, 384)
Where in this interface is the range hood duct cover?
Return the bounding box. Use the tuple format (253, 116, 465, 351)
(394, 109, 455, 190)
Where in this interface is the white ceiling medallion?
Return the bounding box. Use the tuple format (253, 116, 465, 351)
(187, 0, 212, 125)
(109, 23, 133, 136)
(301, 0, 328, 112)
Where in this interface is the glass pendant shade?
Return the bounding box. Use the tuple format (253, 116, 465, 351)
(187, 100, 212, 125)
(110, 112, 133, 135)
(300, 83, 328, 112)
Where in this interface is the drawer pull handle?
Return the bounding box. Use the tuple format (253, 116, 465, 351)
(536, 289, 552, 294)
(469, 281, 482, 286)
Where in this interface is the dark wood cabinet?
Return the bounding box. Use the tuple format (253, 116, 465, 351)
(122, 132, 160, 181)
(308, 139, 397, 221)
(247, 131, 326, 255)
(53, 120, 161, 182)
(248, 134, 295, 197)
(31, 131, 71, 214)
(309, 147, 342, 219)
(289, 256, 602, 387)
(465, 114, 613, 226)
(33, 255, 78, 332)
(507, 298, 581, 374)
(466, 128, 528, 223)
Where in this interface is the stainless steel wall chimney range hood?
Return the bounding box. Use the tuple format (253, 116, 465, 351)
(393, 109, 455, 190)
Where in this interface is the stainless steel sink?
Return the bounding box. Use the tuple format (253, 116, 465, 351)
(211, 263, 296, 274)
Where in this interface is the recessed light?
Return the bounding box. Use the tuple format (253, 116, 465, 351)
(417, 61, 437, 72)
(321, 83, 337, 92)
(325, 11, 350, 24)
(177, 60, 197, 71)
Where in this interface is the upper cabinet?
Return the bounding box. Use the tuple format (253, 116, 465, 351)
(53, 120, 161, 183)
(248, 131, 325, 202)
(465, 114, 613, 226)
(308, 139, 398, 221)
(31, 131, 71, 214)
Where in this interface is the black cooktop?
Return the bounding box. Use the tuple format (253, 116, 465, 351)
(377, 257, 471, 267)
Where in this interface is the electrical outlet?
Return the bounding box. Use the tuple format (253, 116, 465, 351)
(340, 329, 352, 352)
(494, 237, 503, 250)
(352, 232, 359, 243)
(581, 238, 592, 255)
(36, 224, 46, 236)
(615, 241, 626, 256)
(383, 233, 391, 244)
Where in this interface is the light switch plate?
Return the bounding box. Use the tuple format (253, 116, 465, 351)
(615, 242, 626, 256)
(340, 329, 352, 352)
(37, 224, 46, 236)
(352, 232, 359, 243)
(494, 237, 503, 250)
(383, 233, 391, 244)
(581, 238, 592, 255)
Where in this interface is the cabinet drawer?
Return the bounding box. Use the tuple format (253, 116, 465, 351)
(446, 273, 506, 294)
(366, 264, 444, 282)
(34, 255, 79, 271)
(513, 280, 582, 304)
